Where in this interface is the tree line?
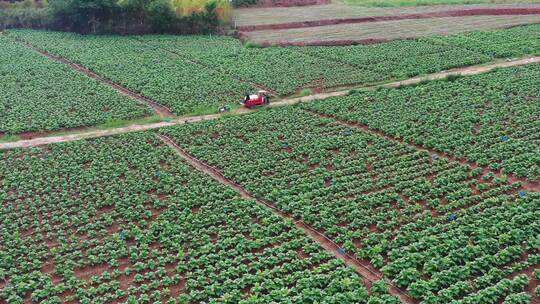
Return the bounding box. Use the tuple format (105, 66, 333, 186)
(0, 0, 227, 34)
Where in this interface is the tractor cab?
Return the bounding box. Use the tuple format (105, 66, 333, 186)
(241, 90, 270, 109)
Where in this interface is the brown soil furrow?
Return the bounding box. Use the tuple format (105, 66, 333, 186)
(75, 263, 110, 281)
(238, 8, 540, 31)
(10, 37, 174, 118)
(303, 109, 539, 192)
(505, 262, 540, 300)
(135, 38, 280, 97)
(157, 134, 417, 304)
(1, 56, 538, 151)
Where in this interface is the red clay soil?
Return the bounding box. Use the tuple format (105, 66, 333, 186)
(18, 127, 88, 140)
(303, 109, 539, 193)
(75, 263, 111, 281)
(240, 0, 330, 8)
(506, 262, 539, 299)
(157, 134, 418, 304)
(238, 8, 540, 31)
(18, 131, 49, 140)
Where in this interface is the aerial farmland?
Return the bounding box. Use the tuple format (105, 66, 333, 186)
(0, 0, 539, 303)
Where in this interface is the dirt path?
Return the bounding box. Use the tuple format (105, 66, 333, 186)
(238, 7, 540, 31)
(386, 56, 540, 87)
(1, 56, 538, 150)
(158, 134, 417, 303)
(13, 38, 174, 118)
(0, 115, 220, 150)
(303, 109, 539, 192)
(284, 56, 540, 100)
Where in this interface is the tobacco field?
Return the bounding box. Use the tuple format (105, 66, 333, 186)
(304, 64, 540, 181)
(0, 35, 152, 135)
(6, 23, 540, 115)
(159, 106, 540, 303)
(0, 132, 402, 303)
(1, 15, 539, 304)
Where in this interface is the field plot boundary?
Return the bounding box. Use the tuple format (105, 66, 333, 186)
(7, 36, 174, 118)
(302, 109, 539, 192)
(158, 134, 418, 304)
(1, 56, 538, 150)
(237, 7, 540, 31)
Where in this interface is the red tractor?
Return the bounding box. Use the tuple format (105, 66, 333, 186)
(241, 90, 270, 109)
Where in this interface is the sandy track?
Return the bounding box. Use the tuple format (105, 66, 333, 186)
(158, 134, 417, 303)
(1, 56, 538, 150)
(0, 115, 218, 149)
(282, 56, 540, 102)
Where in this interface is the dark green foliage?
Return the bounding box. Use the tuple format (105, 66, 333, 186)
(47, 0, 118, 33)
(159, 106, 540, 302)
(1, 0, 223, 34)
(0, 0, 50, 29)
(304, 64, 540, 181)
(231, 0, 257, 7)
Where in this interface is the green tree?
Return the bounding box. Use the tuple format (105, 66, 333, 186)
(48, 0, 118, 33)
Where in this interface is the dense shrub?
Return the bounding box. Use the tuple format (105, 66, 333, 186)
(0, 0, 50, 29)
(231, 0, 257, 7)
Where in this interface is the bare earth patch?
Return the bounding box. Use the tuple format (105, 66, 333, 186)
(243, 15, 540, 46)
(234, 3, 540, 27)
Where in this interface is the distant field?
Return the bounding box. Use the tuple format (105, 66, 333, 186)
(7, 24, 539, 110)
(342, 0, 540, 7)
(244, 15, 540, 45)
(234, 3, 540, 26)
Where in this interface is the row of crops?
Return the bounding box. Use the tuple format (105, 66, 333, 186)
(0, 132, 402, 303)
(159, 106, 539, 303)
(5, 24, 539, 120)
(304, 64, 540, 181)
(0, 35, 152, 135)
(1, 84, 538, 303)
(137, 24, 540, 94)
(4, 32, 252, 117)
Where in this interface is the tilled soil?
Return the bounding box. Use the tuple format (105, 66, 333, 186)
(243, 15, 540, 46)
(238, 7, 540, 31)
